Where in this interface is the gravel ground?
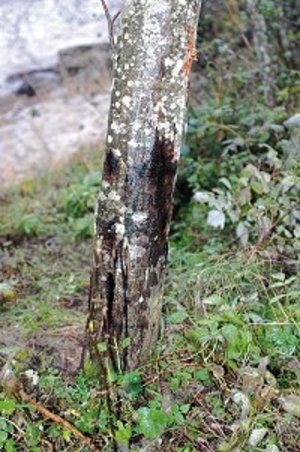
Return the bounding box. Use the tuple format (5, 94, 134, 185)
(0, 0, 121, 83)
(0, 0, 121, 191)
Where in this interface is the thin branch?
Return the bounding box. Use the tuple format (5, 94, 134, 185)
(111, 11, 121, 31)
(110, 11, 121, 45)
(19, 389, 99, 452)
(100, 0, 120, 48)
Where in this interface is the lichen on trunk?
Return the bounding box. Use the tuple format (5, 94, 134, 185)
(88, 0, 202, 372)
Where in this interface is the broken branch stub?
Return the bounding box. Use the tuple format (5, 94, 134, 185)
(88, 0, 202, 371)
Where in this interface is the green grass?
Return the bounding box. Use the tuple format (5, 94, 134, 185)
(0, 1, 299, 448)
(0, 147, 299, 451)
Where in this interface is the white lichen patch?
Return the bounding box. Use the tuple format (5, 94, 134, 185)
(128, 138, 138, 148)
(110, 121, 121, 133)
(129, 244, 146, 260)
(132, 212, 148, 223)
(113, 148, 122, 157)
(164, 57, 174, 67)
(122, 95, 132, 108)
(172, 59, 184, 77)
(108, 190, 121, 202)
(115, 222, 125, 239)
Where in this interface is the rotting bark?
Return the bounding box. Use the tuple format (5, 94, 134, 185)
(87, 0, 202, 372)
(246, 0, 276, 106)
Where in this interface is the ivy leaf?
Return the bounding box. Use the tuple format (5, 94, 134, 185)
(271, 272, 285, 282)
(207, 210, 225, 229)
(115, 421, 132, 445)
(202, 294, 224, 306)
(0, 283, 17, 304)
(280, 395, 300, 417)
(0, 430, 8, 443)
(194, 368, 211, 384)
(236, 221, 249, 246)
(180, 403, 191, 414)
(122, 337, 131, 349)
(5, 438, 16, 452)
(236, 187, 251, 205)
(0, 399, 16, 416)
(97, 341, 107, 352)
(127, 373, 142, 398)
(219, 177, 232, 190)
(136, 407, 167, 439)
(251, 179, 263, 195)
(169, 310, 188, 324)
(194, 191, 211, 203)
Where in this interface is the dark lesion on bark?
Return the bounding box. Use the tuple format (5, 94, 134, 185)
(106, 272, 116, 327)
(148, 129, 178, 265)
(87, 127, 179, 371)
(103, 148, 119, 179)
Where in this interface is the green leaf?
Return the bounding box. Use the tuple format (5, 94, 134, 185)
(25, 424, 41, 447)
(203, 294, 224, 306)
(219, 177, 232, 190)
(194, 369, 210, 384)
(251, 180, 263, 195)
(280, 395, 300, 418)
(271, 272, 286, 281)
(236, 221, 249, 246)
(0, 420, 7, 430)
(127, 373, 142, 398)
(0, 399, 16, 416)
(0, 430, 8, 443)
(221, 324, 239, 352)
(136, 407, 167, 439)
(5, 439, 16, 452)
(0, 283, 17, 303)
(169, 310, 188, 324)
(62, 429, 71, 442)
(180, 404, 190, 414)
(207, 210, 225, 229)
(171, 377, 180, 391)
(115, 421, 132, 445)
(122, 337, 131, 349)
(97, 341, 107, 352)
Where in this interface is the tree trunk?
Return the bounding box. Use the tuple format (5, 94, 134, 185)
(87, 0, 202, 372)
(246, 0, 276, 106)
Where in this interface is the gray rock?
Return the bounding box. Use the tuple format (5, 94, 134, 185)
(59, 43, 112, 96)
(0, 1, 122, 191)
(248, 428, 268, 447)
(284, 113, 300, 128)
(0, 0, 122, 85)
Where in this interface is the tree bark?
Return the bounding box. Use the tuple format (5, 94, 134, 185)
(246, 0, 276, 107)
(87, 0, 202, 372)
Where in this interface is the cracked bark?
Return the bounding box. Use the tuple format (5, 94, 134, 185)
(87, 0, 202, 372)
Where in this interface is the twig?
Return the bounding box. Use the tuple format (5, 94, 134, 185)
(99, 0, 120, 48)
(18, 389, 99, 452)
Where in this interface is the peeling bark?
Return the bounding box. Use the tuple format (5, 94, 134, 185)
(87, 0, 202, 372)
